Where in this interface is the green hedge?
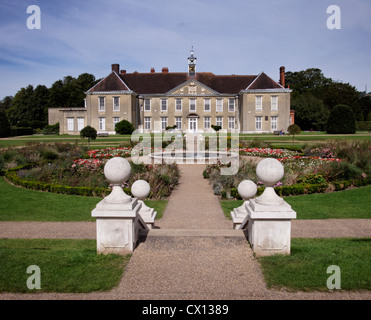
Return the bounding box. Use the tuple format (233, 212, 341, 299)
(10, 127, 34, 137)
(356, 121, 371, 131)
(226, 177, 371, 200)
(4, 165, 132, 198)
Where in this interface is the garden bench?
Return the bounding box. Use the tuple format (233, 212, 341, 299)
(97, 132, 109, 137)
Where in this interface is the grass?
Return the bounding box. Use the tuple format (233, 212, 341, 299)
(0, 239, 129, 293)
(220, 185, 371, 220)
(0, 177, 99, 221)
(285, 185, 371, 219)
(258, 238, 371, 291)
(1, 132, 370, 148)
(145, 199, 168, 220)
(0, 177, 167, 221)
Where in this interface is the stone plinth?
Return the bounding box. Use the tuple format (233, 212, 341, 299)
(91, 157, 148, 255)
(131, 180, 157, 229)
(240, 158, 297, 257)
(231, 180, 257, 229)
(244, 199, 296, 257)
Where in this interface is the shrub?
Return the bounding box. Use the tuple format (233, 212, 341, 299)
(10, 127, 34, 136)
(287, 124, 301, 145)
(211, 125, 221, 132)
(0, 110, 11, 137)
(80, 126, 97, 147)
(115, 120, 135, 135)
(327, 104, 356, 134)
(43, 123, 59, 135)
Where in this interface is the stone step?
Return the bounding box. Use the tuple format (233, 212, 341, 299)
(139, 228, 246, 239)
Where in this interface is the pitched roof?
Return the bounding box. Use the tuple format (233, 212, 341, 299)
(246, 72, 283, 90)
(120, 72, 188, 94)
(87, 70, 283, 94)
(88, 72, 130, 92)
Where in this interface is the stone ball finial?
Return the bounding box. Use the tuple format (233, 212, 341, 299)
(131, 180, 150, 200)
(104, 157, 131, 185)
(256, 158, 284, 187)
(238, 180, 257, 200)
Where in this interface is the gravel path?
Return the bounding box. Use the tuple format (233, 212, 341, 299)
(0, 164, 370, 300)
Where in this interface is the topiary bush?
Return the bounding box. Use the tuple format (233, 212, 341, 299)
(115, 120, 135, 135)
(326, 104, 356, 134)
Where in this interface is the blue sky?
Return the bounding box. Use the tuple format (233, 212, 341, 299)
(0, 0, 370, 99)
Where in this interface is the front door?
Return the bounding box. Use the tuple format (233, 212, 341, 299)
(189, 118, 198, 131)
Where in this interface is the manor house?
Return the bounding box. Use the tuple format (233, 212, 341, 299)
(49, 51, 294, 134)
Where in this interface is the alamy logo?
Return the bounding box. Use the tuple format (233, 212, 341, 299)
(326, 265, 341, 290)
(26, 5, 41, 30)
(327, 5, 341, 30)
(26, 265, 41, 290)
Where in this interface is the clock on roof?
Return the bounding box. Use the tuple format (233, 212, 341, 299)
(188, 47, 197, 76)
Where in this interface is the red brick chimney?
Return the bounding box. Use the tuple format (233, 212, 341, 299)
(151, 67, 155, 73)
(112, 64, 120, 74)
(162, 67, 169, 74)
(120, 70, 126, 75)
(279, 66, 285, 87)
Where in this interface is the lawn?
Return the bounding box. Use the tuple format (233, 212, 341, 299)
(1, 132, 370, 148)
(0, 239, 129, 293)
(220, 185, 371, 220)
(258, 238, 371, 291)
(0, 177, 167, 221)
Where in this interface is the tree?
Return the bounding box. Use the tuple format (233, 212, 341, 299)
(80, 125, 97, 148)
(6, 84, 49, 128)
(287, 124, 301, 145)
(291, 93, 329, 131)
(326, 104, 356, 134)
(285, 68, 332, 99)
(115, 120, 135, 135)
(0, 109, 11, 137)
(0, 96, 13, 110)
(322, 82, 360, 115)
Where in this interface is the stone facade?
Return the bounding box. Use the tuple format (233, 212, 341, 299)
(49, 53, 292, 134)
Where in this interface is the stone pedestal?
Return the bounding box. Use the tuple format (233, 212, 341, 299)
(131, 180, 157, 229)
(91, 157, 148, 255)
(244, 199, 296, 256)
(92, 198, 147, 254)
(237, 158, 297, 257)
(231, 180, 257, 230)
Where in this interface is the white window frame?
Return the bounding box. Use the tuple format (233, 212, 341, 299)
(189, 99, 196, 112)
(99, 97, 105, 112)
(161, 117, 168, 130)
(255, 96, 262, 111)
(99, 117, 106, 131)
(113, 117, 120, 129)
(67, 118, 74, 131)
(77, 118, 84, 131)
(113, 96, 120, 112)
(204, 116, 211, 129)
(204, 99, 211, 112)
(161, 99, 168, 112)
(175, 117, 182, 130)
(271, 116, 278, 130)
(175, 99, 182, 112)
(228, 117, 235, 130)
(216, 99, 223, 112)
(188, 117, 198, 131)
(255, 116, 262, 130)
(216, 116, 223, 128)
(228, 99, 235, 112)
(271, 96, 278, 111)
(144, 117, 151, 130)
(144, 99, 151, 112)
